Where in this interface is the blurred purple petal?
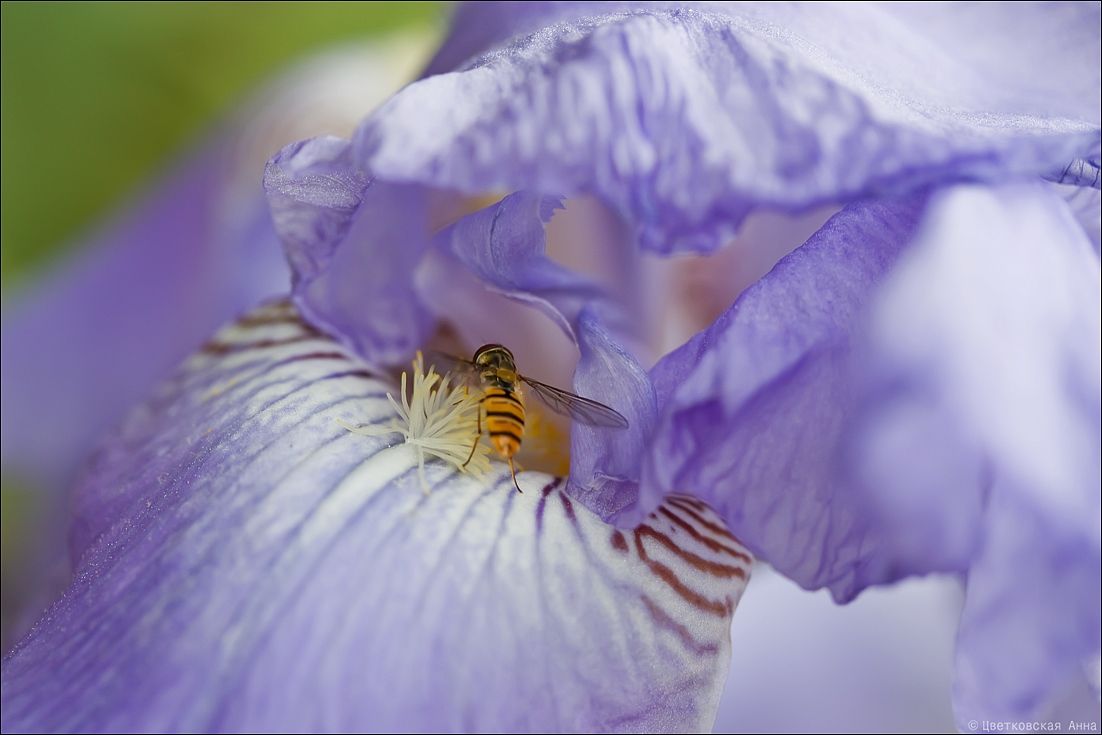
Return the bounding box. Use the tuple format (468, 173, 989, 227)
(3, 303, 752, 732)
(360, 3, 1099, 253)
(639, 196, 923, 599)
(264, 138, 432, 365)
(426, 2, 1102, 134)
(0, 42, 434, 494)
(0, 147, 286, 493)
(856, 185, 1100, 576)
(851, 185, 1101, 725)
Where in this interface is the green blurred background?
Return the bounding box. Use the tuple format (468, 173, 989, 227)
(1, 1, 443, 289)
(1, 0, 443, 640)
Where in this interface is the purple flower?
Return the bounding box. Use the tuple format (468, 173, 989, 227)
(2, 3, 1100, 732)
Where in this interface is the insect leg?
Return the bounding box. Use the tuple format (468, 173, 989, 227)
(508, 456, 522, 494)
(462, 396, 485, 468)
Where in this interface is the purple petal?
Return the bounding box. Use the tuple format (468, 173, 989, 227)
(360, 3, 1099, 253)
(264, 138, 433, 365)
(850, 185, 1101, 724)
(639, 196, 923, 599)
(2, 303, 752, 732)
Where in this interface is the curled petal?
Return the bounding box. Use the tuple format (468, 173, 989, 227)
(3, 303, 752, 733)
(640, 196, 922, 599)
(360, 3, 1099, 253)
(433, 191, 610, 343)
(568, 307, 657, 521)
(265, 138, 432, 364)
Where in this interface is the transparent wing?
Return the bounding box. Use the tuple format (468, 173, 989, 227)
(520, 376, 629, 429)
(427, 350, 478, 378)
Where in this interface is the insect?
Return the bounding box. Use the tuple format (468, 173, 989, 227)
(434, 343, 629, 493)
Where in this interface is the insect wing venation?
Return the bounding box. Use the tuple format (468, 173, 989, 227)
(520, 376, 629, 429)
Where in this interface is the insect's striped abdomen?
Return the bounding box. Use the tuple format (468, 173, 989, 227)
(483, 387, 525, 458)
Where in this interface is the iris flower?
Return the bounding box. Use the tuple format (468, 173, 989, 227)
(2, 3, 1100, 732)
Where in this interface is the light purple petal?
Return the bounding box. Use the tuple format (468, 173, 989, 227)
(360, 3, 1099, 253)
(3, 302, 752, 733)
(639, 196, 923, 599)
(850, 185, 1101, 724)
(264, 137, 433, 365)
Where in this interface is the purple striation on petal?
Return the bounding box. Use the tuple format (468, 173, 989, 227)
(639, 196, 925, 599)
(3, 302, 752, 733)
(360, 3, 1100, 254)
(426, 2, 1102, 132)
(265, 138, 432, 366)
(851, 185, 1101, 725)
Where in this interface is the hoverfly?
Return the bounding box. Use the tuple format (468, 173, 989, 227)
(433, 343, 628, 493)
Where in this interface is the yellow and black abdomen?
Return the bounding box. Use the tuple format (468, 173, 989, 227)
(483, 387, 525, 458)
